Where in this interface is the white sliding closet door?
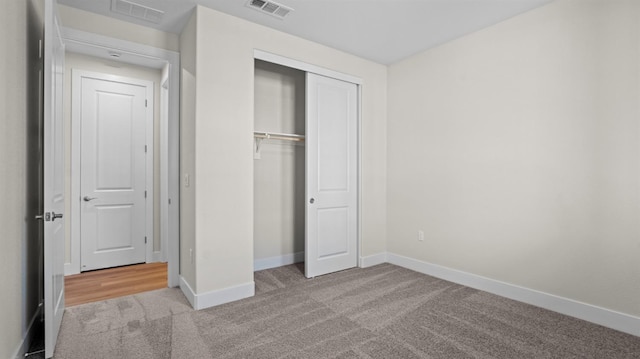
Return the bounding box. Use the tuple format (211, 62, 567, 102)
(305, 73, 358, 278)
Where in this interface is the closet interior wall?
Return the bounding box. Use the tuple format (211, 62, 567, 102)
(253, 60, 306, 267)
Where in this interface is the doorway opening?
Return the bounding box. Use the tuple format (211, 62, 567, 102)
(72, 67, 156, 273)
(60, 27, 180, 299)
(253, 60, 306, 274)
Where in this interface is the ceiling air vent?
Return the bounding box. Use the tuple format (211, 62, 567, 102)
(111, 0, 164, 24)
(247, 0, 293, 20)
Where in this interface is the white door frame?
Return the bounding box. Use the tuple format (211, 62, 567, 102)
(252, 49, 364, 268)
(73, 70, 154, 270)
(62, 27, 180, 287)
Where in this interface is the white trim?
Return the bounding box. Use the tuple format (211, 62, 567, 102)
(71, 70, 154, 272)
(387, 252, 640, 337)
(179, 276, 196, 309)
(144, 77, 155, 264)
(62, 28, 171, 69)
(159, 64, 170, 263)
(180, 276, 255, 310)
(195, 282, 255, 310)
(359, 252, 387, 268)
(61, 27, 180, 287)
(254, 252, 304, 271)
(12, 306, 42, 359)
(68, 66, 80, 274)
(357, 85, 363, 270)
(254, 49, 363, 85)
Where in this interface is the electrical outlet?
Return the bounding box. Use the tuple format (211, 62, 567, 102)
(418, 230, 424, 241)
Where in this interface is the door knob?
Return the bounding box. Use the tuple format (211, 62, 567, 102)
(35, 212, 60, 221)
(309, 198, 315, 204)
(83, 196, 97, 202)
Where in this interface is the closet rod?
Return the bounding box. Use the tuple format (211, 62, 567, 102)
(253, 131, 305, 142)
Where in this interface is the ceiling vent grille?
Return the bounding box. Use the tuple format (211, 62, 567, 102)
(111, 0, 164, 24)
(246, 0, 293, 20)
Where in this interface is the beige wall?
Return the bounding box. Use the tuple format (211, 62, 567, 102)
(254, 61, 306, 261)
(179, 13, 197, 289)
(0, 1, 28, 356)
(185, 6, 387, 294)
(58, 5, 179, 52)
(387, 0, 640, 317)
(63, 52, 163, 268)
(0, 0, 43, 357)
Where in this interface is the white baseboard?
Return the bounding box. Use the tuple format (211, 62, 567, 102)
(359, 252, 387, 268)
(254, 251, 304, 271)
(12, 305, 41, 359)
(179, 276, 197, 308)
(180, 275, 255, 310)
(387, 252, 640, 337)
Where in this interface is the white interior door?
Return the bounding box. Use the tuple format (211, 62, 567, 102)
(43, 3, 65, 357)
(305, 73, 358, 278)
(77, 71, 151, 271)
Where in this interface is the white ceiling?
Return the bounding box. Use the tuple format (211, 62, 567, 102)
(57, 0, 553, 65)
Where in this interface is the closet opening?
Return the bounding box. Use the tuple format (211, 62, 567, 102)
(253, 51, 360, 280)
(253, 60, 306, 275)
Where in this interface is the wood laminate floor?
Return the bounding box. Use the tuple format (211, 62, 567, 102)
(65, 262, 168, 307)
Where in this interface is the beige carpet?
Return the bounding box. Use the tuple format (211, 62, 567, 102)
(54, 263, 640, 358)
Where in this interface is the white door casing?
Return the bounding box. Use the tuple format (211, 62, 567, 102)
(76, 71, 153, 271)
(43, 2, 65, 357)
(305, 73, 359, 278)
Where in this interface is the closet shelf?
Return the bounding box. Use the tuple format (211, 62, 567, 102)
(253, 131, 305, 142)
(253, 131, 304, 159)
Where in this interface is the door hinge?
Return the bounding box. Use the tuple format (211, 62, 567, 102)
(145, 236, 147, 244)
(145, 99, 148, 107)
(144, 190, 147, 198)
(145, 145, 147, 153)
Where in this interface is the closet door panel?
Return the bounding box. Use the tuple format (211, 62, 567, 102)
(316, 207, 349, 258)
(317, 84, 350, 192)
(306, 73, 358, 278)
